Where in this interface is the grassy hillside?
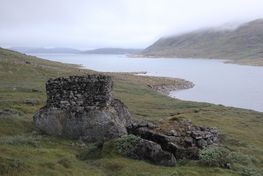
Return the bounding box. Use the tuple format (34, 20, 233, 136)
(0, 48, 262, 176)
(142, 19, 263, 66)
(10, 47, 81, 54)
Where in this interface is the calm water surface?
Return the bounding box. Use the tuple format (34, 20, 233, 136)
(32, 53, 263, 112)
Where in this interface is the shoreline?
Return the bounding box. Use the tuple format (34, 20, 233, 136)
(104, 71, 195, 97)
(24, 51, 195, 98)
(147, 79, 194, 96)
(25, 52, 262, 111)
(130, 54, 263, 67)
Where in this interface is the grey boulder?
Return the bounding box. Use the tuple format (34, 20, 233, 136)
(127, 138, 176, 166)
(33, 104, 129, 142)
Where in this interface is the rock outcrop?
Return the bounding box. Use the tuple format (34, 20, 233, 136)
(127, 138, 176, 166)
(127, 118, 218, 160)
(33, 75, 132, 142)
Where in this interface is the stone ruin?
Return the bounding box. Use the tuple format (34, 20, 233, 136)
(33, 75, 219, 167)
(34, 75, 132, 142)
(127, 118, 218, 160)
(46, 75, 113, 111)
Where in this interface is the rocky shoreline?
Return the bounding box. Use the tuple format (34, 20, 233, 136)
(147, 78, 194, 96)
(108, 72, 195, 96)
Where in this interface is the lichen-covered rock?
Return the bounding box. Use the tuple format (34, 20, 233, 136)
(34, 107, 127, 142)
(111, 99, 132, 127)
(130, 138, 176, 166)
(117, 135, 176, 166)
(33, 75, 132, 142)
(127, 118, 218, 160)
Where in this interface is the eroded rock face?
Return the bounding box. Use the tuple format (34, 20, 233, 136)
(33, 75, 132, 142)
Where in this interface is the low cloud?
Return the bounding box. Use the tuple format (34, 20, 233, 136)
(1, 0, 263, 49)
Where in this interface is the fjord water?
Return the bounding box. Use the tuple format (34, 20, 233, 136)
(33, 53, 263, 112)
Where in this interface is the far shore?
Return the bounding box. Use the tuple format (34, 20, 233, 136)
(129, 54, 263, 67)
(106, 71, 195, 97)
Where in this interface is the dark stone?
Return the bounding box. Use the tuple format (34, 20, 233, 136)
(207, 138, 213, 145)
(197, 139, 208, 149)
(127, 127, 170, 149)
(166, 142, 199, 159)
(224, 163, 231, 169)
(0, 109, 18, 117)
(31, 89, 41, 92)
(127, 119, 219, 160)
(167, 130, 179, 136)
(191, 131, 203, 139)
(46, 75, 113, 111)
(127, 138, 176, 166)
(184, 137, 194, 147)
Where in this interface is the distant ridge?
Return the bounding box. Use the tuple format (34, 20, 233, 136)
(141, 19, 263, 65)
(10, 47, 143, 55)
(10, 47, 81, 54)
(83, 48, 142, 54)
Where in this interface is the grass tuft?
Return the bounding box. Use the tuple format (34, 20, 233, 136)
(0, 134, 41, 147)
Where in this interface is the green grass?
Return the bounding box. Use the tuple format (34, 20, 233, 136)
(0, 47, 262, 175)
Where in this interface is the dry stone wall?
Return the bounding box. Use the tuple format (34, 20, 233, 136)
(46, 75, 113, 111)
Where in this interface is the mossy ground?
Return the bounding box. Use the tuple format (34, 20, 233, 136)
(0, 48, 262, 175)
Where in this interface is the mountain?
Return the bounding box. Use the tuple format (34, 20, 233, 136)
(10, 47, 81, 54)
(141, 19, 263, 64)
(84, 48, 142, 54)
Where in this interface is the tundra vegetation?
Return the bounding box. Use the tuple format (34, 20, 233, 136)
(0, 48, 262, 176)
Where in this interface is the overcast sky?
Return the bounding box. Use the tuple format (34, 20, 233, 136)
(1, 0, 263, 49)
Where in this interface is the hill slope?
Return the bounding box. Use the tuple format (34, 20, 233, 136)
(84, 48, 142, 54)
(10, 47, 81, 54)
(142, 19, 263, 65)
(0, 48, 262, 175)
